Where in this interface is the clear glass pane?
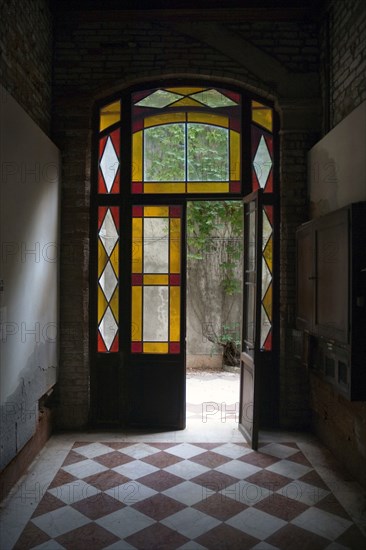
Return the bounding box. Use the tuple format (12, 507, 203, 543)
(191, 89, 237, 108)
(136, 89, 183, 108)
(99, 261, 118, 302)
(260, 304, 271, 348)
(100, 209, 118, 255)
(187, 124, 228, 181)
(253, 135, 272, 188)
(100, 136, 119, 192)
(99, 306, 118, 351)
(247, 208, 256, 271)
(262, 209, 272, 249)
(143, 217, 169, 273)
(261, 259, 272, 300)
(143, 286, 169, 341)
(144, 124, 185, 181)
(245, 283, 255, 344)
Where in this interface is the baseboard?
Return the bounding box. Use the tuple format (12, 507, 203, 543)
(0, 407, 53, 503)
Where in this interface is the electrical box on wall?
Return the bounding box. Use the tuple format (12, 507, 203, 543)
(296, 202, 366, 400)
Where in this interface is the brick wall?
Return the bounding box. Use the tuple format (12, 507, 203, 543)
(50, 10, 321, 429)
(0, 0, 53, 135)
(279, 130, 319, 428)
(310, 0, 366, 487)
(323, 0, 366, 130)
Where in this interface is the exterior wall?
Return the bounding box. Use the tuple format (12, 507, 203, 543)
(51, 9, 321, 428)
(0, 0, 53, 135)
(308, 0, 366, 488)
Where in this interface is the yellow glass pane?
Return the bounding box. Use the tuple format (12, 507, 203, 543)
(230, 130, 240, 181)
(263, 283, 272, 322)
(166, 87, 206, 95)
(132, 218, 142, 273)
(98, 286, 108, 323)
(143, 274, 169, 285)
(110, 242, 119, 276)
(187, 182, 229, 193)
(170, 218, 181, 273)
(252, 101, 273, 132)
(110, 287, 119, 321)
(144, 113, 186, 128)
(98, 239, 108, 277)
(187, 112, 228, 128)
(144, 206, 169, 217)
(263, 235, 273, 272)
(170, 98, 203, 108)
(144, 183, 186, 194)
(132, 131, 142, 181)
(143, 342, 169, 353)
(100, 100, 120, 132)
(131, 286, 142, 340)
(170, 287, 180, 341)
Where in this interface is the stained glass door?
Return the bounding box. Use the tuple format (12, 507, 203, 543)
(128, 202, 186, 429)
(92, 86, 278, 430)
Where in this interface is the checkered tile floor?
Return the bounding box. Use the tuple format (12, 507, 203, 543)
(11, 441, 366, 549)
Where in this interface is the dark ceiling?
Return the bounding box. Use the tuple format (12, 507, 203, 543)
(50, 0, 325, 18)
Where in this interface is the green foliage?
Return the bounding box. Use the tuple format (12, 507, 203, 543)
(145, 124, 185, 181)
(187, 124, 228, 181)
(144, 123, 228, 182)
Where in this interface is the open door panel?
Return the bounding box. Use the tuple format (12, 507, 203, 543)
(239, 190, 263, 450)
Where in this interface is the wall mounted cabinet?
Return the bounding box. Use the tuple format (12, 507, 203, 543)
(296, 202, 366, 400)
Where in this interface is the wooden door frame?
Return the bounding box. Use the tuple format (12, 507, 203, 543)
(89, 80, 279, 429)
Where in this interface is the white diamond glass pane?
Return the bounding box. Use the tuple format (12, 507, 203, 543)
(191, 89, 237, 108)
(187, 124, 228, 181)
(100, 137, 119, 192)
(143, 286, 169, 341)
(143, 218, 169, 273)
(253, 135, 272, 188)
(260, 305, 271, 348)
(262, 259, 271, 300)
(100, 209, 118, 255)
(144, 124, 185, 181)
(136, 89, 183, 108)
(100, 261, 117, 302)
(99, 306, 118, 351)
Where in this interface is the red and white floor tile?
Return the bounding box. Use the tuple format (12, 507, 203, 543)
(2, 439, 366, 549)
(1, 375, 366, 549)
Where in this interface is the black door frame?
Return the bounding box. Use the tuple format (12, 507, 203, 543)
(89, 79, 279, 429)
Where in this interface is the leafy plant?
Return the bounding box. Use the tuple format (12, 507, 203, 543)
(218, 324, 241, 366)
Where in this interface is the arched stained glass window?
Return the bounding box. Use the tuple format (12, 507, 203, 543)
(94, 84, 276, 354)
(131, 86, 241, 194)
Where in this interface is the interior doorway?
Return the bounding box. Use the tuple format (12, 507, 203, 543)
(91, 83, 278, 433)
(185, 200, 243, 430)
